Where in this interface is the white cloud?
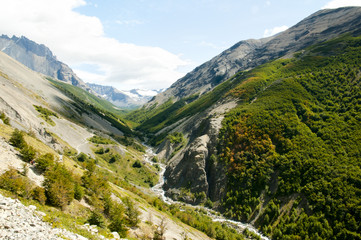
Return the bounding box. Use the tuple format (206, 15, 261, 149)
(0, 0, 188, 90)
(263, 25, 289, 38)
(322, 0, 361, 9)
(199, 41, 226, 50)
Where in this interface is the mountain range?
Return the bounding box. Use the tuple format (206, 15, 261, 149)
(88, 83, 162, 109)
(149, 7, 361, 106)
(0, 35, 157, 109)
(128, 6, 361, 240)
(0, 6, 361, 240)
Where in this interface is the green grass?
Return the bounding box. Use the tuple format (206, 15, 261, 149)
(34, 105, 58, 126)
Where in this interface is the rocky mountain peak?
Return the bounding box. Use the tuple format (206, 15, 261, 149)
(0, 34, 87, 88)
(149, 6, 361, 107)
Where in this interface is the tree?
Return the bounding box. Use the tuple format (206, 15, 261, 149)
(9, 129, 26, 148)
(87, 210, 105, 228)
(74, 182, 84, 201)
(31, 186, 47, 205)
(36, 153, 55, 172)
(20, 145, 37, 162)
(153, 217, 167, 240)
(123, 197, 140, 227)
(44, 164, 74, 209)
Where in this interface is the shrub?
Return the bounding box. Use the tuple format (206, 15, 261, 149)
(20, 145, 37, 162)
(76, 153, 88, 162)
(74, 183, 84, 201)
(44, 164, 74, 209)
(36, 153, 55, 172)
(33, 105, 58, 125)
(132, 160, 142, 168)
(123, 197, 140, 227)
(31, 186, 47, 205)
(0, 111, 10, 125)
(9, 129, 26, 148)
(108, 216, 127, 237)
(0, 168, 32, 197)
(87, 210, 105, 228)
(167, 132, 184, 144)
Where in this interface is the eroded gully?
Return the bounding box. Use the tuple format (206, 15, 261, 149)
(143, 147, 270, 240)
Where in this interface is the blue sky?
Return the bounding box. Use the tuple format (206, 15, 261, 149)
(76, 0, 328, 64)
(0, 0, 360, 90)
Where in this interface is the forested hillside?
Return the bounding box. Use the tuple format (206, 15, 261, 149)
(218, 34, 361, 239)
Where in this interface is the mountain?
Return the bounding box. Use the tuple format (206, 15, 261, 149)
(127, 7, 361, 239)
(148, 7, 361, 107)
(0, 42, 244, 239)
(0, 34, 88, 89)
(88, 83, 161, 109)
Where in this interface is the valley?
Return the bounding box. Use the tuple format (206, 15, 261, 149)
(0, 5, 361, 240)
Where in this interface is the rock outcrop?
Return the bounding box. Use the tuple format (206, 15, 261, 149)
(0, 35, 88, 89)
(161, 100, 237, 203)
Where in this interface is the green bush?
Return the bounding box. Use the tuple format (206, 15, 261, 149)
(74, 183, 84, 201)
(9, 129, 26, 148)
(0, 168, 32, 197)
(0, 111, 10, 125)
(132, 160, 142, 168)
(87, 210, 105, 228)
(108, 216, 127, 237)
(167, 132, 184, 144)
(36, 153, 55, 172)
(123, 197, 140, 227)
(31, 186, 47, 205)
(88, 135, 115, 145)
(44, 164, 74, 209)
(33, 105, 58, 125)
(20, 145, 37, 162)
(76, 152, 88, 162)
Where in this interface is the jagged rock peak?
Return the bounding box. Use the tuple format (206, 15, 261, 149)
(0, 34, 87, 88)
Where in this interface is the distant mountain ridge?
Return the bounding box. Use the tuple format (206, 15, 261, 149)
(0, 34, 88, 88)
(88, 83, 162, 109)
(0, 35, 159, 108)
(149, 7, 361, 107)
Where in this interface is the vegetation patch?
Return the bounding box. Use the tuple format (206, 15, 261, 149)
(88, 135, 116, 145)
(34, 105, 58, 126)
(0, 111, 10, 125)
(218, 35, 361, 239)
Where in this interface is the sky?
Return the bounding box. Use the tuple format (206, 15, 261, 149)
(0, 0, 360, 91)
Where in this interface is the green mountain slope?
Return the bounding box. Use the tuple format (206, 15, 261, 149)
(47, 78, 133, 135)
(128, 33, 361, 240)
(218, 34, 361, 239)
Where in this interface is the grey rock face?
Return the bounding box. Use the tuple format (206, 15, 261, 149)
(0, 35, 87, 88)
(161, 100, 237, 203)
(149, 7, 361, 106)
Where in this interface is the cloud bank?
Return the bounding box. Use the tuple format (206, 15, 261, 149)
(263, 25, 289, 38)
(0, 0, 187, 90)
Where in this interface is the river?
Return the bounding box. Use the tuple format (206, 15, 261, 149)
(143, 147, 270, 240)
